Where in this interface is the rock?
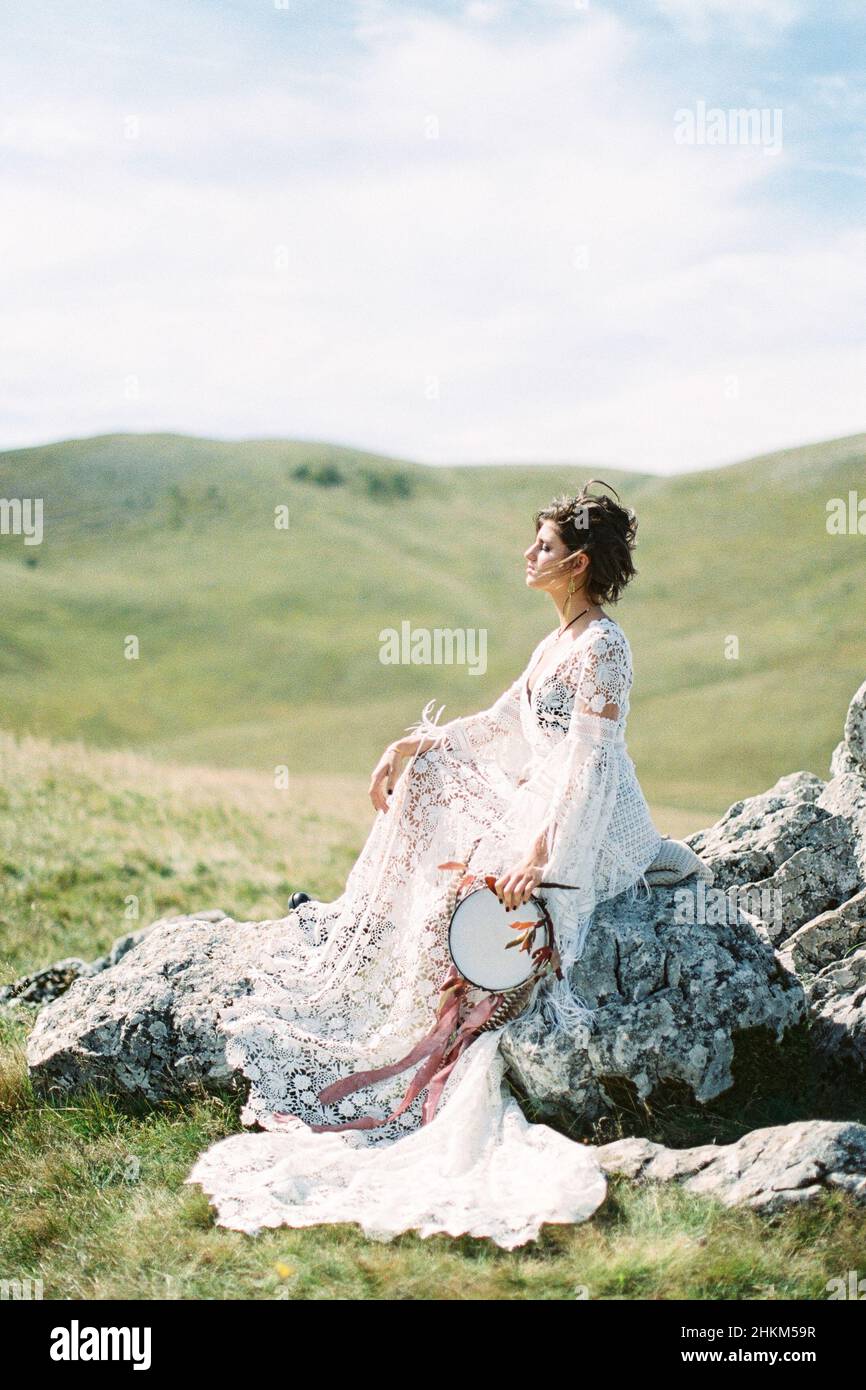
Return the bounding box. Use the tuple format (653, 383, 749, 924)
(1, 959, 92, 1009)
(675, 706, 866, 1071)
(26, 881, 806, 1123)
(842, 679, 866, 772)
(818, 680, 866, 880)
(817, 772, 866, 883)
(686, 775, 827, 890)
(780, 888, 866, 978)
(830, 740, 861, 780)
(26, 916, 248, 1102)
(498, 875, 805, 1128)
(683, 772, 861, 934)
(18, 677, 866, 1173)
(1, 911, 228, 1010)
(805, 945, 866, 1074)
(595, 1119, 866, 1212)
(683, 763, 863, 948)
(740, 815, 860, 947)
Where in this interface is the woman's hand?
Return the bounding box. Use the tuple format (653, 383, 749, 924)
(369, 742, 406, 813)
(492, 854, 545, 911)
(369, 733, 446, 813)
(491, 830, 550, 909)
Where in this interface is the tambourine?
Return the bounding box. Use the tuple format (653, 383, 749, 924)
(438, 856, 583, 1018)
(448, 884, 552, 993)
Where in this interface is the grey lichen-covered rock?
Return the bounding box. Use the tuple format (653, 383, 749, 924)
(499, 876, 806, 1129)
(842, 678, 866, 772)
(819, 679, 866, 881)
(818, 772, 866, 884)
(676, 694, 866, 1072)
(686, 773, 827, 894)
(25, 881, 807, 1123)
(741, 815, 861, 947)
(685, 776, 860, 947)
(595, 1119, 866, 1213)
(805, 945, 866, 1074)
(26, 915, 250, 1102)
(1, 958, 94, 1010)
(779, 888, 866, 978)
(0, 911, 226, 1009)
(830, 739, 862, 780)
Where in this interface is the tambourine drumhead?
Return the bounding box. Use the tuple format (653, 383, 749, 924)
(448, 886, 550, 992)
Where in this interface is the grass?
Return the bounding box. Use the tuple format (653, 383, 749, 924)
(1, 430, 864, 812)
(1, 729, 864, 1299)
(2, 1017, 862, 1301)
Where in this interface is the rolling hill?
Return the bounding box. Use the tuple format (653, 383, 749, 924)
(1, 430, 863, 813)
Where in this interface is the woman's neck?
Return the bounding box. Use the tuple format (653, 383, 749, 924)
(552, 594, 602, 635)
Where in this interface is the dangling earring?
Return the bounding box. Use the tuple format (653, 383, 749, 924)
(567, 573, 576, 611)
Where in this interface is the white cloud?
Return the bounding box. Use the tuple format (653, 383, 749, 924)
(0, 4, 862, 470)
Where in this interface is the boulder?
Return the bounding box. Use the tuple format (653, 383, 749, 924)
(805, 945, 866, 1074)
(818, 772, 866, 884)
(686, 772, 827, 891)
(25, 915, 250, 1102)
(685, 775, 860, 947)
(0, 911, 227, 1010)
(841, 677, 866, 772)
(499, 877, 805, 1128)
(820, 678, 866, 881)
(595, 1119, 866, 1213)
(779, 888, 866, 978)
(26, 885, 805, 1122)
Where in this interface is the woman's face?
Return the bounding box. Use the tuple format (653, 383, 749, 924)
(525, 520, 580, 591)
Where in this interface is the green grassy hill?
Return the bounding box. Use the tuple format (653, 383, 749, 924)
(1, 430, 864, 813)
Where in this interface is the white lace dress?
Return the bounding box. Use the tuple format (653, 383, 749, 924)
(185, 616, 664, 1248)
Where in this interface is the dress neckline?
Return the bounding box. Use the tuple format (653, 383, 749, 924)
(523, 616, 618, 705)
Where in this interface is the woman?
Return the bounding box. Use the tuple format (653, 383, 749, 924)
(185, 480, 665, 1247)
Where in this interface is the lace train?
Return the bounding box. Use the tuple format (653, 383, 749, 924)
(185, 1030, 608, 1247)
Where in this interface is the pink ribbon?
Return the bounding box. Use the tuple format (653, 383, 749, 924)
(268, 966, 503, 1134)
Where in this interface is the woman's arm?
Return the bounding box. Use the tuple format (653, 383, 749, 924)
(401, 673, 530, 771)
(492, 626, 631, 909)
(370, 673, 530, 813)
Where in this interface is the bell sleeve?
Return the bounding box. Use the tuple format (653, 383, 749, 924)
(507, 625, 638, 1037)
(401, 674, 531, 779)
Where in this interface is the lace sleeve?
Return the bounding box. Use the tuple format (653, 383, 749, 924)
(526, 625, 631, 893)
(507, 627, 633, 1033)
(402, 675, 530, 774)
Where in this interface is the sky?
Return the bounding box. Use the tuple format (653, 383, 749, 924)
(1, 0, 864, 473)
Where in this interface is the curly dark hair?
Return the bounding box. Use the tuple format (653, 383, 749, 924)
(533, 478, 638, 606)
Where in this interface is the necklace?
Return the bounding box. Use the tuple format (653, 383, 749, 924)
(556, 606, 589, 639)
(525, 606, 593, 702)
